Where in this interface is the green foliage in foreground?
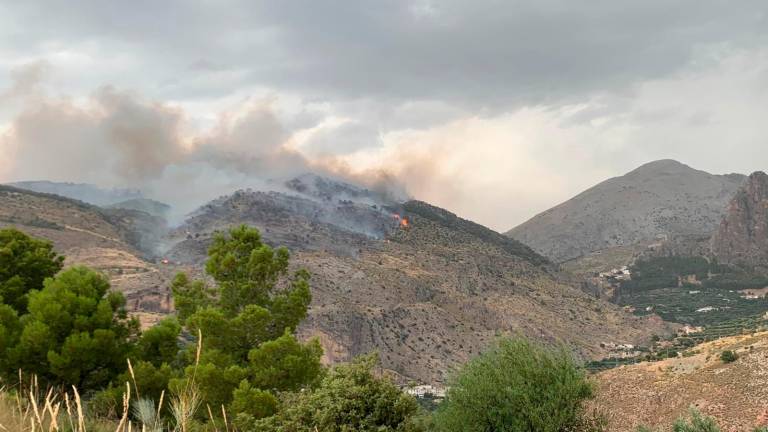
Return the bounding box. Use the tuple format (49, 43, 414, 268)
(168, 224, 324, 420)
(432, 337, 597, 432)
(0, 257, 139, 390)
(0, 227, 63, 313)
(249, 353, 423, 431)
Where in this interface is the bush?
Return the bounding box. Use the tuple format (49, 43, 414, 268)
(636, 408, 721, 432)
(672, 408, 721, 432)
(720, 350, 738, 363)
(253, 354, 422, 431)
(432, 337, 597, 432)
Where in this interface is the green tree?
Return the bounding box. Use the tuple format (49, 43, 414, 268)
(135, 317, 181, 367)
(2, 266, 139, 390)
(432, 337, 595, 432)
(252, 354, 422, 432)
(170, 225, 322, 420)
(0, 228, 63, 313)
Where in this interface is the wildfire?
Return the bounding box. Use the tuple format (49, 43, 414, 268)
(392, 213, 410, 229)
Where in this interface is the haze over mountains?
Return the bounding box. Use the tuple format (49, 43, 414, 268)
(4, 158, 768, 387)
(5, 157, 768, 428)
(508, 160, 747, 263)
(1, 172, 671, 384)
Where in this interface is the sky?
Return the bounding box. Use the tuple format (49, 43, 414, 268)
(1, 1, 768, 231)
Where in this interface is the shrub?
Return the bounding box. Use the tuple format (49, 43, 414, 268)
(636, 408, 721, 432)
(720, 350, 738, 363)
(432, 337, 597, 432)
(672, 408, 721, 432)
(253, 354, 422, 432)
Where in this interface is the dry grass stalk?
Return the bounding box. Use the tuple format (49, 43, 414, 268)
(72, 385, 85, 432)
(170, 330, 203, 432)
(115, 382, 132, 432)
(206, 404, 218, 432)
(221, 405, 230, 432)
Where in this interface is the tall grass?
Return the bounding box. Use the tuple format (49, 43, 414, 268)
(0, 331, 233, 432)
(0, 374, 121, 432)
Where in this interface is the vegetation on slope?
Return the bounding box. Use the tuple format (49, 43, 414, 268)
(3, 227, 766, 431)
(432, 337, 600, 432)
(403, 200, 550, 267)
(619, 256, 768, 326)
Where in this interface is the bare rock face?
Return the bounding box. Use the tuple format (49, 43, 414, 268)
(507, 160, 745, 263)
(711, 171, 768, 270)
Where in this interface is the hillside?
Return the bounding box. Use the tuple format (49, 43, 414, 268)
(593, 331, 768, 431)
(166, 175, 672, 383)
(507, 160, 745, 263)
(0, 185, 176, 327)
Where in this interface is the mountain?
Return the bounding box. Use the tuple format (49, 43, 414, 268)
(0, 185, 175, 326)
(711, 171, 768, 270)
(1, 174, 672, 383)
(8, 180, 143, 206)
(507, 160, 746, 263)
(166, 174, 671, 383)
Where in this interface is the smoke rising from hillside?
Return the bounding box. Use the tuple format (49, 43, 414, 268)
(0, 84, 407, 221)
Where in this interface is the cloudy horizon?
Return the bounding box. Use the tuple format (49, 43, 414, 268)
(2, 1, 768, 231)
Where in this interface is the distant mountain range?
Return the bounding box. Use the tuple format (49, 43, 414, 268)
(8, 180, 144, 206)
(507, 160, 747, 263)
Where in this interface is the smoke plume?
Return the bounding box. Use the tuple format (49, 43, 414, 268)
(0, 80, 407, 222)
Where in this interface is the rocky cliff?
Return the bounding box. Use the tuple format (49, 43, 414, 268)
(711, 171, 768, 270)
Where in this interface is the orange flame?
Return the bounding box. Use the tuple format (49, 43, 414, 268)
(392, 213, 410, 229)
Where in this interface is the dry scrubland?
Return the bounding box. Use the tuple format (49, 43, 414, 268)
(594, 331, 768, 431)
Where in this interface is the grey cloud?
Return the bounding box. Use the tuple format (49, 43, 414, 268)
(4, 1, 768, 108)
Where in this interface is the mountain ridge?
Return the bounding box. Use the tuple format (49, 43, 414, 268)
(507, 159, 746, 262)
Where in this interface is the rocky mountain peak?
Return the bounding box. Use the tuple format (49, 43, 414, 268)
(626, 159, 693, 175)
(507, 160, 746, 262)
(711, 171, 768, 269)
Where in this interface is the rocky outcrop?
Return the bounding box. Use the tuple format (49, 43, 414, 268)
(507, 160, 745, 263)
(711, 171, 768, 270)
